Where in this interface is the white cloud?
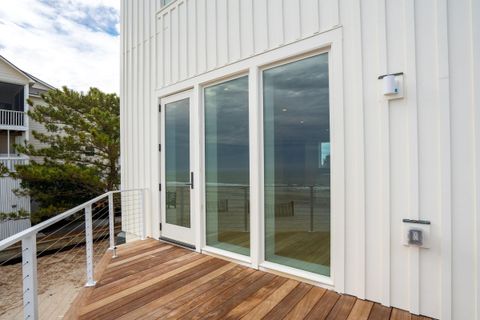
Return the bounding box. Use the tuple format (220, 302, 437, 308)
(0, 0, 120, 93)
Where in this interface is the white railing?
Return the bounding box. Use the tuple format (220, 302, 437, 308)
(0, 157, 29, 172)
(0, 189, 146, 320)
(0, 110, 25, 127)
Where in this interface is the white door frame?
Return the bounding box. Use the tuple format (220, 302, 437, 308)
(159, 90, 196, 247)
(154, 28, 344, 291)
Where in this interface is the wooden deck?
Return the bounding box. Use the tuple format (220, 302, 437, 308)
(66, 239, 433, 320)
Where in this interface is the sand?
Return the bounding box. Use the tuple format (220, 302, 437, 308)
(0, 240, 109, 320)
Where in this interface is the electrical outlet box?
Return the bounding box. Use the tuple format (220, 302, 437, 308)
(402, 219, 431, 248)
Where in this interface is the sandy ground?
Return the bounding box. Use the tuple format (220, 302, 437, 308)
(0, 240, 109, 320)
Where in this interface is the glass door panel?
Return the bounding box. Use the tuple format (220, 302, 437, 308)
(205, 76, 250, 256)
(264, 53, 331, 276)
(165, 98, 191, 228)
(160, 92, 195, 247)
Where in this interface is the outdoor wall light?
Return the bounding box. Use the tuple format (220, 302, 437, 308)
(378, 72, 404, 100)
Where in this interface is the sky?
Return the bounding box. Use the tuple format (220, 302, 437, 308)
(0, 0, 120, 93)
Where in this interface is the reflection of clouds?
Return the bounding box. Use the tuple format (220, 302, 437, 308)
(205, 76, 249, 146)
(165, 98, 190, 180)
(264, 54, 330, 144)
(205, 76, 249, 184)
(264, 53, 331, 186)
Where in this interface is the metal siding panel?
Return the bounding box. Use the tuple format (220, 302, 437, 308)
(187, 0, 197, 77)
(283, 0, 301, 43)
(206, 0, 217, 70)
(227, 0, 241, 63)
(171, 7, 179, 83)
(179, 2, 188, 80)
(240, 0, 254, 58)
(267, 0, 284, 47)
(216, 0, 229, 66)
(197, 0, 207, 74)
(253, 0, 269, 53)
(300, 0, 318, 37)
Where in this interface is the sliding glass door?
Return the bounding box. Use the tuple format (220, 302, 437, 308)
(264, 53, 331, 276)
(205, 76, 250, 256)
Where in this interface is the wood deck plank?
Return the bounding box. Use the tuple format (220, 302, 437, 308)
(190, 273, 277, 320)
(283, 286, 327, 320)
(222, 276, 288, 320)
(262, 282, 313, 320)
(241, 279, 299, 320)
(66, 240, 432, 320)
(117, 262, 238, 320)
(390, 308, 412, 320)
(346, 299, 374, 320)
(304, 289, 341, 320)
(368, 303, 392, 320)
(177, 271, 267, 320)
(80, 258, 226, 320)
(156, 267, 255, 320)
(325, 295, 357, 320)
(79, 254, 213, 316)
(90, 251, 202, 300)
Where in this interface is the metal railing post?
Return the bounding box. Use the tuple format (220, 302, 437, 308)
(22, 234, 38, 320)
(85, 204, 96, 287)
(140, 189, 146, 240)
(108, 192, 115, 250)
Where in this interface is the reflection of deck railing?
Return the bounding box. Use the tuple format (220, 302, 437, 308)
(0, 110, 25, 127)
(0, 157, 28, 172)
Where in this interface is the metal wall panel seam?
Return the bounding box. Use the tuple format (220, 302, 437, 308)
(377, 0, 391, 307)
(436, 0, 452, 318)
(404, 0, 420, 314)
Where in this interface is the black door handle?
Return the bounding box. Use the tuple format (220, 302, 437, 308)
(185, 172, 194, 189)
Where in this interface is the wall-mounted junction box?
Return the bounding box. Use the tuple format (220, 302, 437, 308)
(402, 219, 431, 248)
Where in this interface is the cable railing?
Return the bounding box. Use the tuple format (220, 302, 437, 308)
(0, 189, 146, 320)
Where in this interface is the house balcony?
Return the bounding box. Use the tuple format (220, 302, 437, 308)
(0, 109, 27, 131)
(0, 190, 433, 320)
(0, 156, 28, 172)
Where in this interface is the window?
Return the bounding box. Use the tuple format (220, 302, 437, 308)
(205, 76, 250, 256)
(263, 53, 331, 276)
(161, 0, 174, 7)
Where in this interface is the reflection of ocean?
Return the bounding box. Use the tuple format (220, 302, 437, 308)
(204, 185, 330, 233)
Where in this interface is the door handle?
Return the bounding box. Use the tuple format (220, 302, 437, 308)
(186, 172, 194, 189)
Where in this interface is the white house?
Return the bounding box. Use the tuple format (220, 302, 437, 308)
(0, 55, 53, 216)
(120, 1, 480, 319)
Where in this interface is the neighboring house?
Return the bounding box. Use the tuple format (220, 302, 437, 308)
(120, 1, 479, 320)
(0, 55, 53, 220)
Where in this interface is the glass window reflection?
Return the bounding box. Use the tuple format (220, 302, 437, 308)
(205, 76, 250, 256)
(264, 53, 331, 276)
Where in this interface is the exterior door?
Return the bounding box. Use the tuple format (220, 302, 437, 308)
(160, 91, 195, 247)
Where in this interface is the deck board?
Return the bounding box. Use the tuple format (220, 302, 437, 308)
(67, 239, 434, 320)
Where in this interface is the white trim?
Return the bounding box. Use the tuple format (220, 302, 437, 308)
(202, 245, 251, 267)
(249, 65, 261, 269)
(259, 261, 334, 288)
(159, 90, 196, 246)
(199, 71, 250, 256)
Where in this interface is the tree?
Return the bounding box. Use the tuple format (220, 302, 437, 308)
(13, 87, 120, 223)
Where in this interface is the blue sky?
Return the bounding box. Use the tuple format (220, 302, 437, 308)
(0, 0, 120, 93)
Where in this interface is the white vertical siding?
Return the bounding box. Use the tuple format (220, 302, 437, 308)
(0, 177, 30, 213)
(121, 0, 480, 318)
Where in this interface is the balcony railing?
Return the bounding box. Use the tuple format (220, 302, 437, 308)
(0, 189, 146, 319)
(0, 157, 29, 172)
(0, 109, 25, 127)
